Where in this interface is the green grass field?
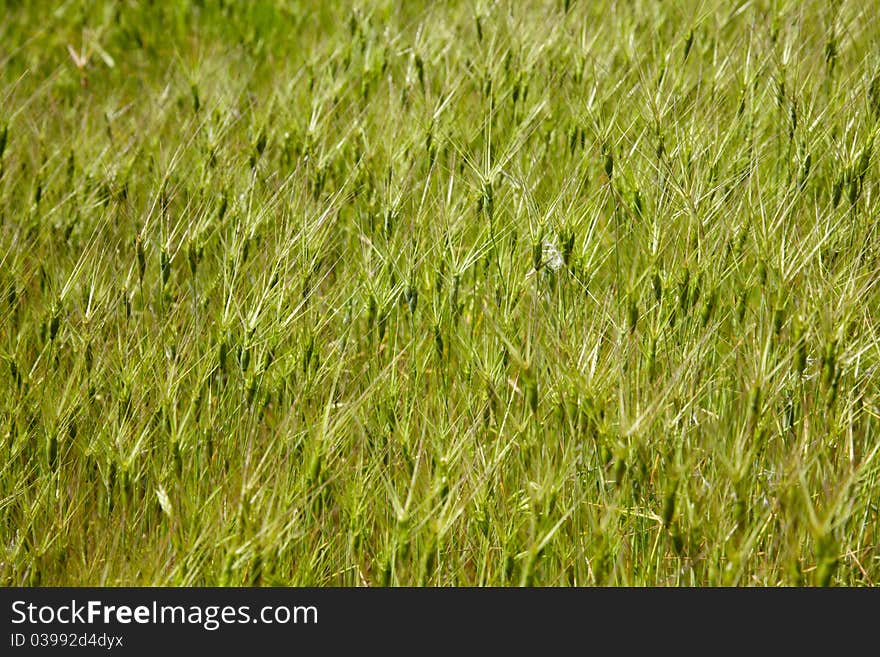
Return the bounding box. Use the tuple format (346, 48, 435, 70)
(1, 0, 879, 586)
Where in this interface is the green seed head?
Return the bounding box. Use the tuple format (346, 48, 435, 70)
(405, 284, 418, 315)
(683, 29, 694, 61)
(679, 267, 690, 311)
(136, 235, 146, 282)
(627, 296, 638, 333)
(648, 336, 658, 380)
(217, 193, 229, 221)
(48, 303, 61, 341)
(822, 338, 837, 388)
(749, 383, 762, 418)
(190, 83, 200, 113)
(772, 306, 784, 336)
(632, 188, 643, 216)
(254, 129, 267, 157)
(160, 247, 171, 286)
(652, 270, 663, 302)
(187, 240, 201, 277)
(603, 144, 613, 179)
(532, 240, 542, 271)
(523, 364, 538, 414)
(434, 324, 444, 359)
(662, 478, 678, 528)
(560, 228, 575, 266)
